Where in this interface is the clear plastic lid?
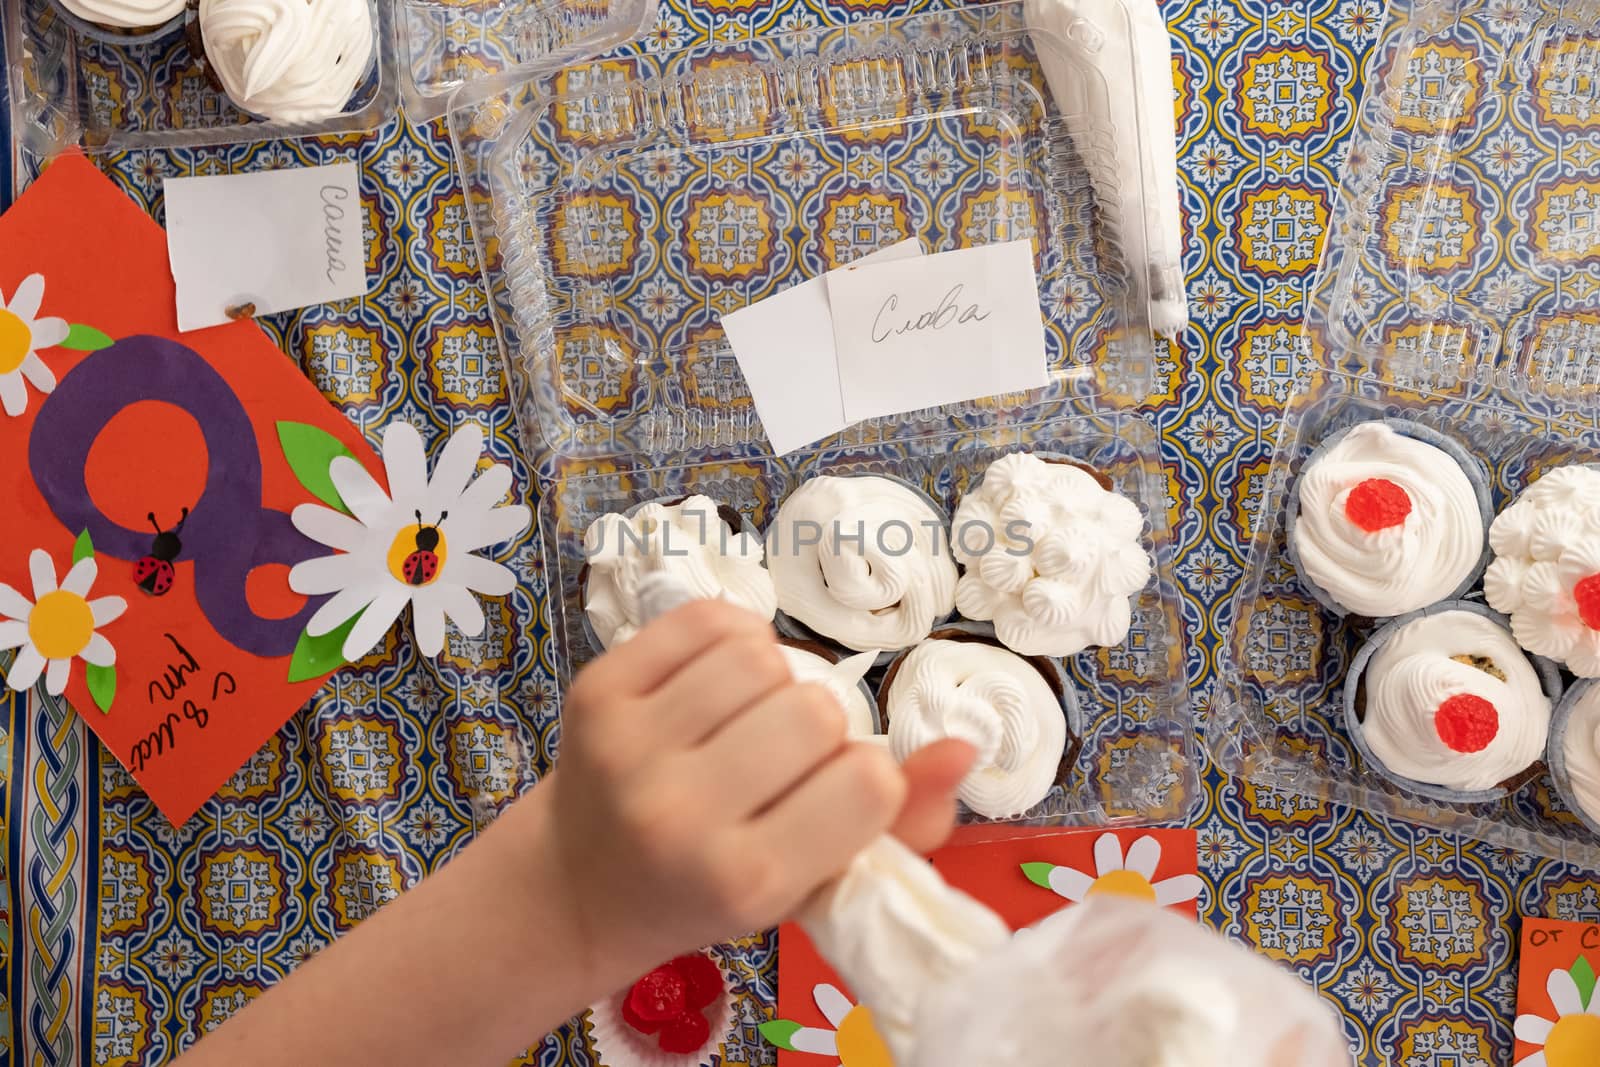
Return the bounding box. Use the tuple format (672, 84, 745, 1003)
(1213, 0, 1600, 865)
(448, 0, 1160, 466)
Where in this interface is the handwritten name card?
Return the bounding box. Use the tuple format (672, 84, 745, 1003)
(164, 162, 369, 332)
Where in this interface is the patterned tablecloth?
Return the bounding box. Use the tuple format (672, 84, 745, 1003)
(4, 0, 1600, 1064)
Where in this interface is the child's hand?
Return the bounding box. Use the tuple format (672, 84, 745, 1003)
(548, 600, 974, 989)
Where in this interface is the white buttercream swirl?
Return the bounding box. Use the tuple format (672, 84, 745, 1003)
(55, 0, 181, 30)
(582, 496, 777, 649)
(885, 639, 1066, 818)
(1560, 685, 1600, 828)
(1360, 610, 1550, 793)
(1484, 464, 1600, 677)
(779, 645, 878, 739)
(951, 452, 1151, 656)
(767, 476, 958, 652)
(1292, 422, 1484, 617)
(199, 0, 374, 122)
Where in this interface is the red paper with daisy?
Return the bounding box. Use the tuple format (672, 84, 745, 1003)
(1514, 917, 1600, 1067)
(763, 826, 1199, 1066)
(0, 156, 528, 824)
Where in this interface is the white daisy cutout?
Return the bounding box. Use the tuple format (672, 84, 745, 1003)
(759, 983, 892, 1067)
(1022, 832, 1203, 907)
(0, 548, 126, 696)
(288, 422, 532, 660)
(1514, 959, 1600, 1066)
(0, 274, 68, 417)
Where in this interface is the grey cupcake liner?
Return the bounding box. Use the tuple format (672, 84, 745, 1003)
(48, 0, 184, 44)
(769, 471, 956, 664)
(1547, 678, 1600, 838)
(878, 619, 1084, 821)
(1285, 417, 1493, 622)
(578, 493, 767, 655)
(1344, 599, 1561, 805)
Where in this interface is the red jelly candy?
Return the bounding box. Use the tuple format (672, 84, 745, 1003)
(1345, 477, 1412, 532)
(627, 967, 688, 1025)
(658, 1009, 711, 1054)
(670, 954, 723, 1011)
(622, 993, 662, 1035)
(1576, 574, 1600, 630)
(1434, 694, 1500, 753)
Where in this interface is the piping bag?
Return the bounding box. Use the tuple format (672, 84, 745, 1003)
(635, 575, 1350, 1066)
(1025, 0, 1188, 338)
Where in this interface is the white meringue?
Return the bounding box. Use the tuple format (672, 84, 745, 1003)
(779, 645, 878, 739)
(1485, 465, 1600, 678)
(1358, 610, 1550, 793)
(1559, 685, 1600, 828)
(884, 639, 1067, 818)
(1292, 422, 1484, 617)
(582, 496, 777, 649)
(766, 476, 957, 652)
(199, 0, 374, 123)
(951, 453, 1151, 657)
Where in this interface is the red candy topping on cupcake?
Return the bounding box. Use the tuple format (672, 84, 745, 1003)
(1575, 574, 1600, 631)
(1344, 477, 1412, 533)
(1434, 693, 1499, 753)
(622, 953, 724, 1054)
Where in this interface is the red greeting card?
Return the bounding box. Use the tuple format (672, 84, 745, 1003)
(0, 155, 378, 823)
(1514, 917, 1600, 1066)
(764, 827, 1199, 1065)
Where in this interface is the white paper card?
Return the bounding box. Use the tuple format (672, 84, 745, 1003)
(721, 239, 923, 455)
(164, 163, 369, 332)
(830, 240, 1049, 421)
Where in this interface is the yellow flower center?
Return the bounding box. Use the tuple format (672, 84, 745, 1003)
(28, 590, 94, 660)
(0, 309, 33, 375)
(386, 522, 448, 585)
(1087, 869, 1158, 902)
(1546, 1013, 1600, 1066)
(836, 1005, 893, 1067)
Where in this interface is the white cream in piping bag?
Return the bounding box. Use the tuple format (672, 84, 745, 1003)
(55, 0, 182, 29)
(780, 645, 879, 739)
(199, 0, 374, 123)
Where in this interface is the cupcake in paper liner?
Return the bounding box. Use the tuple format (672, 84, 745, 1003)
(766, 473, 957, 658)
(1548, 679, 1600, 837)
(581, 494, 777, 652)
(1482, 463, 1600, 679)
(878, 621, 1083, 820)
(585, 952, 736, 1067)
(950, 451, 1152, 658)
(1286, 419, 1490, 620)
(49, 0, 183, 44)
(187, 0, 375, 123)
(1344, 601, 1559, 804)
(778, 637, 882, 738)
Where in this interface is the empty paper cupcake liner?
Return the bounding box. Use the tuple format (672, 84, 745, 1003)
(1547, 678, 1600, 838)
(1285, 417, 1492, 623)
(584, 956, 737, 1067)
(1344, 599, 1561, 805)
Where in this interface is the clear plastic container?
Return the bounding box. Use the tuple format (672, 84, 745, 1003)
(452, 1, 1198, 826)
(1, 0, 655, 166)
(1211, 0, 1600, 865)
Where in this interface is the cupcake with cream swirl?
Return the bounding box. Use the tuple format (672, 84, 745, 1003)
(1346, 605, 1556, 800)
(880, 627, 1080, 819)
(198, 0, 375, 122)
(50, 0, 183, 40)
(1288, 420, 1489, 618)
(1550, 680, 1600, 835)
(951, 452, 1151, 657)
(766, 475, 957, 654)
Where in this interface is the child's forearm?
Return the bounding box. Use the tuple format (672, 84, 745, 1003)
(177, 784, 613, 1067)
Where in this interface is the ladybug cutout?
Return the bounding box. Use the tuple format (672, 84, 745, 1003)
(134, 508, 188, 596)
(402, 510, 447, 587)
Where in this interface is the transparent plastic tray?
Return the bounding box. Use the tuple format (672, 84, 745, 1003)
(541, 412, 1199, 826)
(2, 0, 654, 164)
(1212, 0, 1600, 865)
(448, 0, 1161, 465)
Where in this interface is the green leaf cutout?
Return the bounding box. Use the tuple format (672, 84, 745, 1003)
(1572, 955, 1597, 1010)
(1021, 862, 1055, 889)
(85, 662, 116, 714)
(287, 614, 358, 683)
(72, 529, 94, 564)
(277, 421, 355, 513)
(757, 1021, 803, 1051)
(60, 324, 113, 351)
